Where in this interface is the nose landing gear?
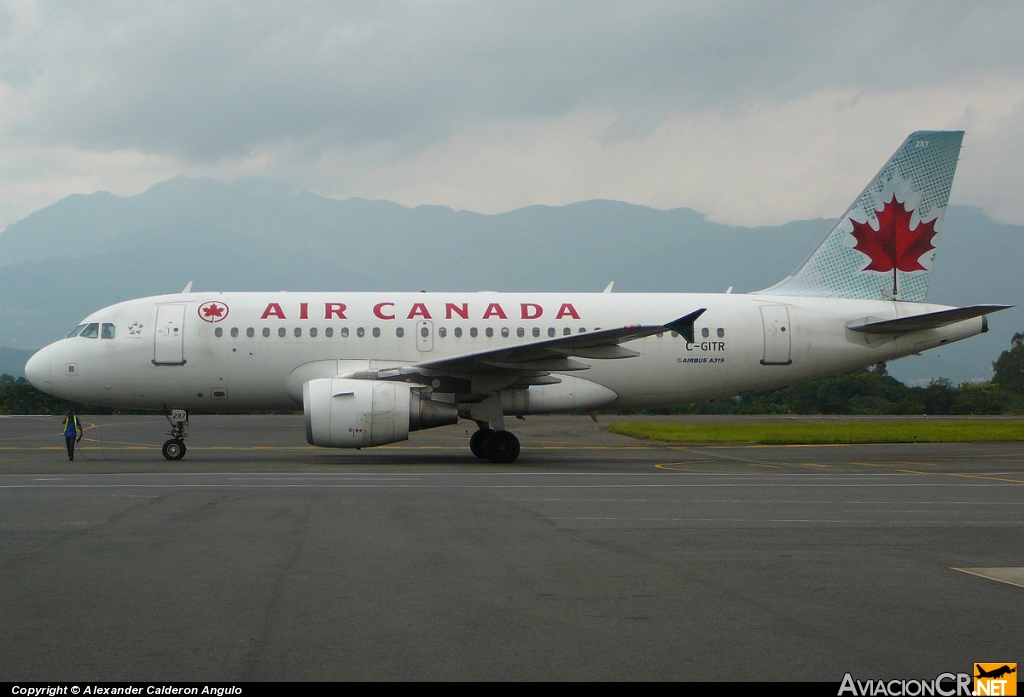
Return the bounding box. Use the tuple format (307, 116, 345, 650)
(162, 409, 188, 461)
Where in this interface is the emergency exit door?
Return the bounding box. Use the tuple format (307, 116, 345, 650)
(760, 305, 792, 366)
(416, 320, 433, 352)
(153, 304, 186, 365)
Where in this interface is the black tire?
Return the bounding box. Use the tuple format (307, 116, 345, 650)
(470, 428, 494, 459)
(162, 439, 186, 461)
(484, 431, 520, 464)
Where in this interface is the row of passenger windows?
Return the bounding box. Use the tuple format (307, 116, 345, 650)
(212, 325, 727, 339)
(64, 322, 727, 342)
(68, 323, 116, 339)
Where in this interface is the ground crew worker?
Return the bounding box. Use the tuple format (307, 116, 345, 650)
(62, 410, 83, 461)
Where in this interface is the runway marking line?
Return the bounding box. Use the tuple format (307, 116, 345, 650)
(898, 469, 1024, 485)
(654, 463, 741, 473)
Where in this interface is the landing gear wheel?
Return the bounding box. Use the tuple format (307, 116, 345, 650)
(484, 431, 520, 464)
(470, 428, 494, 459)
(162, 438, 186, 461)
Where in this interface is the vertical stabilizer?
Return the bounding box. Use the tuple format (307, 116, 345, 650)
(761, 131, 963, 302)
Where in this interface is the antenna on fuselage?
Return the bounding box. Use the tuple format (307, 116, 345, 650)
(603, 282, 614, 294)
(181, 281, 193, 294)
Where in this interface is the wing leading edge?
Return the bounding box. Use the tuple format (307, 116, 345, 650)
(343, 308, 707, 383)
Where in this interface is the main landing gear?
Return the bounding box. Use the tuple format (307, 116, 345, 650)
(470, 427, 521, 464)
(161, 409, 188, 461)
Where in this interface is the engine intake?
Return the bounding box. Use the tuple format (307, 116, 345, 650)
(304, 378, 458, 448)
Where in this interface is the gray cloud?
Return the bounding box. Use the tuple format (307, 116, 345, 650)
(6, 1, 1023, 161)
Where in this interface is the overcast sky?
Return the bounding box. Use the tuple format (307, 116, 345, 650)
(2, 1, 1023, 230)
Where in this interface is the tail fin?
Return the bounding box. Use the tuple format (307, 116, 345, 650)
(761, 131, 963, 302)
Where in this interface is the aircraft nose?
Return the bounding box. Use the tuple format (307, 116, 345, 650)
(25, 346, 52, 394)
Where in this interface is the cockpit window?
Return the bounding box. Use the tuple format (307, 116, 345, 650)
(67, 324, 87, 338)
(101, 323, 116, 339)
(79, 323, 100, 339)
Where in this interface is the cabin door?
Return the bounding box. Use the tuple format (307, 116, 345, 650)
(153, 304, 187, 365)
(760, 305, 792, 366)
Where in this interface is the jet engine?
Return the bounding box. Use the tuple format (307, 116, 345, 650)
(303, 378, 459, 448)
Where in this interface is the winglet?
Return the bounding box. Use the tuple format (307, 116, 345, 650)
(665, 308, 706, 344)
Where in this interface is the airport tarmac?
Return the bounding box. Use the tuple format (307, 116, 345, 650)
(1, 414, 1022, 681)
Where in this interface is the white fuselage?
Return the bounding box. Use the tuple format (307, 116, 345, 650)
(26, 291, 984, 413)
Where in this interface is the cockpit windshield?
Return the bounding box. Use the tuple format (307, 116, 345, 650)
(68, 322, 116, 339)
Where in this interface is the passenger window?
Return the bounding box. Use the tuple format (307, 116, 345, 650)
(438, 327, 447, 338)
(717, 328, 725, 338)
(325, 327, 334, 338)
(341, 327, 349, 338)
(263, 328, 270, 338)
(101, 323, 116, 339)
(67, 324, 87, 338)
(671, 331, 679, 338)
(532, 327, 540, 338)
(80, 323, 99, 339)
(579, 328, 587, 333)
(294, 328, 302, 337)
(454, 327, 462, 338)
(470, 327, 478, 338)
(563, 327, 571, 336)
(215, 327, 223, 338)
(310, 327, 318, 338)
(396, 327, 404, 338)
(548, 327, 555, 338)
(278, 328, 286, 338)
(486, 328, 494, 338)
(701, 328, 710, 338)
(501, 327, 509, 338)
(231, 327, 239, 338)
(372, 327, 380, 338)
(357, 328, 365, 338)
(247, 327, 254, 338)
(516, 328, 524, 338)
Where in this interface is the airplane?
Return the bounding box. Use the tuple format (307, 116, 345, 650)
(976, 665, 1017, 680)
(24, 131, 1010, 463)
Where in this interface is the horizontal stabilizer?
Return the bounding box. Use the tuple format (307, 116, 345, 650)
(664, 308, 707, 343)
(847, 305, 1012, 334)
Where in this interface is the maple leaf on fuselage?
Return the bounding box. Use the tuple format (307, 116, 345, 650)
(850, 195, 937, 273)
(203, 304, 225, 318)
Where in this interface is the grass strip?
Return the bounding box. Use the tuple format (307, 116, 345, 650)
(609, 421, 1024, 444)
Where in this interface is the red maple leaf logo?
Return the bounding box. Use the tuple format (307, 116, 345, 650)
(850, 195, 937, 295)
(198, 302, 229, 322)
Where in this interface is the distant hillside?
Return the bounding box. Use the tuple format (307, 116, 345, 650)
(0, 177, 1019, 384)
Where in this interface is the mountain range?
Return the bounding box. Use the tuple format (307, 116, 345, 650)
(0, 176, 1020, 384)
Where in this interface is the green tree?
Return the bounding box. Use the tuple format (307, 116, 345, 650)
(993, 331, 1024, 394)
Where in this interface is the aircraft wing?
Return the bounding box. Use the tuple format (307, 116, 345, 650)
(343, 308, 706, 383)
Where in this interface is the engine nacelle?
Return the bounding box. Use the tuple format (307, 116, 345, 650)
(500, 376, 618, 415)
(304, 378, 458, 448)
